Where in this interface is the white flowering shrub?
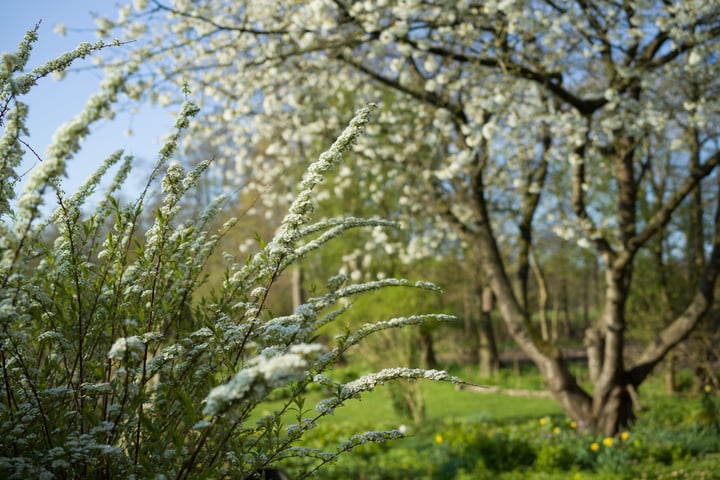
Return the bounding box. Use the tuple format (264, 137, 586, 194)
(0, 29, 459, 479)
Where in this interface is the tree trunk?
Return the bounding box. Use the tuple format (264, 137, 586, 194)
(560, 278, 571, 339)
(478, 286, 500, 377)
(530, 248, 550, 341)
(665, 354, 677, 394)
(291, 266, 305, 310)
(463, 291, 480, 366)
(418, 328, 438, 370)
(517, 133, 550, 315)
(584, 327, 604, 384)
(467, 165, 595, 424)
(582, 256, 592, 330)
(592, 382, 638, 436)
(687, 96, 705, 284)
(446, 132, 720, 436)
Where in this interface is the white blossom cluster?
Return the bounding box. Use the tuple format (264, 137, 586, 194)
(224, 105, 378, 297)
(341, 368, 457, 397)
(266, 104, 376, 260)
(107, 335, 145, 360)
(342, 313, 455, 348)
(315, 368, 459, 416)
(204, 344, 323, 416)
(94, 0, 720, 276)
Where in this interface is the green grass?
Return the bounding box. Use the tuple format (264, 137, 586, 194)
(253, 380, 562, 427)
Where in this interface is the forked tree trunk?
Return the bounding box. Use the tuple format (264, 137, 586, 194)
(468, 212, 720, 434)
(465, 153, 720, 435)
(592, 383, 637, 435)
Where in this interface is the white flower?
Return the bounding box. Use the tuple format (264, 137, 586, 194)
(552, 225, 575, 241)
(341, 368, 453, 396)
(53, 24, 67, 37)
(315, 398, 341, 415)
(379, 30, 394, 44)
(108, 336, 145, 360)
(423, 56, 439, 73)
(481, 122, 495, 140)
(295, 303, 316, 318)
(568, 154, 583, 166)
(688, 49, 701, 66)
(289, 343, 324, 355)
(204, 348, 319, 416)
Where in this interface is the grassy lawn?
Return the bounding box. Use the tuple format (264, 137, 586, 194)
(250, 365, 720, 479)
(326, 382, 562, 423)
(252, 379, 563, 427)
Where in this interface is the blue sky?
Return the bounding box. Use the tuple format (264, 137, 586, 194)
(1, 1, 174, 205)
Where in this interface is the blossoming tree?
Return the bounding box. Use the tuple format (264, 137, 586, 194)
(99, 0, 720, 434)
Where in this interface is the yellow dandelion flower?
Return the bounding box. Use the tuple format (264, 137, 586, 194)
(705, 385, 712, 393)
(552, 427, 560, 435)
(590, 442, 600, 452)
(539, 418, 547, 426)
(603, 437, 614, 447)
(569, 421, 577, 429)
(435, 434, 443, 444)
(620, 431, 630, 441)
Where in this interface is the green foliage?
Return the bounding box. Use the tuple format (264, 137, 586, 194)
(0, 31, 458, 479)
(697, 386, 720, 430)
